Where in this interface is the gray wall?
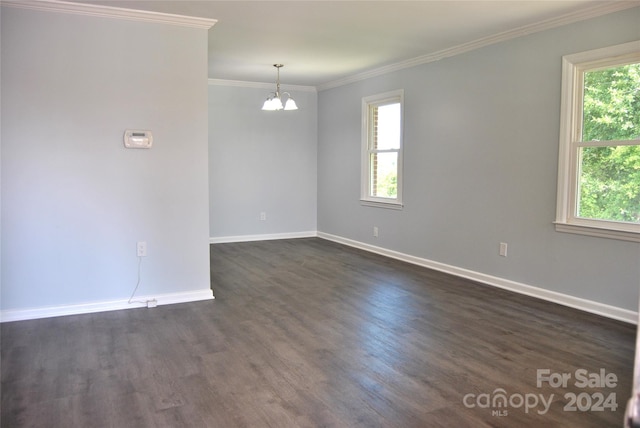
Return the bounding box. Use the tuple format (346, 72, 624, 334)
(1, 6, 212, 310)
(318, 8, 640, 311)
(209, 84, 317, 239)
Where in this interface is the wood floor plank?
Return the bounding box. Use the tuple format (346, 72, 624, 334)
(1, 238, 636, 427)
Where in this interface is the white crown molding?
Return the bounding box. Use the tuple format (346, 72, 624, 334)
(1, 0, 217, 29)
(208, 78, 317, 93)
(0, 289, 214, 323)
(316, 232, 637, 324)
(317, 1, 640, 91)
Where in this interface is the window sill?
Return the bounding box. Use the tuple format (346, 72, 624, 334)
(360, 199, 403, 210)
(554, 221, 640, 243)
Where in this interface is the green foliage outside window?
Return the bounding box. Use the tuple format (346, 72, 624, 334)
(578, 63, 640, 223)
(376, 172, 397, 198)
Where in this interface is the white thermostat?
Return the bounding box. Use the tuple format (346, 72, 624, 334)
(124, 129, 153, 149)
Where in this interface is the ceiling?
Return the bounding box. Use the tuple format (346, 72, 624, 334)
(76, 1, 637, 88)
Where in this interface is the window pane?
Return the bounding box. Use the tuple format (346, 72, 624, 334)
(370, 152, 398, 198)
(583, 63, 640, 142)
(577, 145, 640, 223)
(372, 103, 400, 150)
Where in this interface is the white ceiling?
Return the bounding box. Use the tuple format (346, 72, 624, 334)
(77, 1, 637, 88)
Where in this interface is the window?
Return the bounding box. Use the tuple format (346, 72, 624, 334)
(361, 90, 404, 208)
(555, 41, 640, 242)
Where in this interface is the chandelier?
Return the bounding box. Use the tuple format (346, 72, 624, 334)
(262, 64, 298, 111)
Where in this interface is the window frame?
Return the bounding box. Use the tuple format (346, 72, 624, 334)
(555, 40, 640, 242)
(360, 90, 404, 209)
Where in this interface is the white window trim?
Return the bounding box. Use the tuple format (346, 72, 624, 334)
(555, 40, 640, 242)
(361, 89, 404, 209)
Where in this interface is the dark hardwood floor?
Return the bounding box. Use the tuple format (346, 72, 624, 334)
(1, 238, 636, 427)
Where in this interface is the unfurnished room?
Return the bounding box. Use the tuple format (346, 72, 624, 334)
(1, 1, 640, 427)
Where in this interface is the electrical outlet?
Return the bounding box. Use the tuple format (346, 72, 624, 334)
(260, 212, 267, 221)
(137, 241, 147, 257)
(373, 226, 379, 238)
(499, 242, 508, 257)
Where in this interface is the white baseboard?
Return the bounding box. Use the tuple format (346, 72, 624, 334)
(210, 231, 318, 244)
(0, 289, 214, 323)
(317, 232, 637, 324)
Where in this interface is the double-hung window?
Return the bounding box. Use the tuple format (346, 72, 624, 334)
(361, 90, 404, 209)
(555, 41, 640, 242)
